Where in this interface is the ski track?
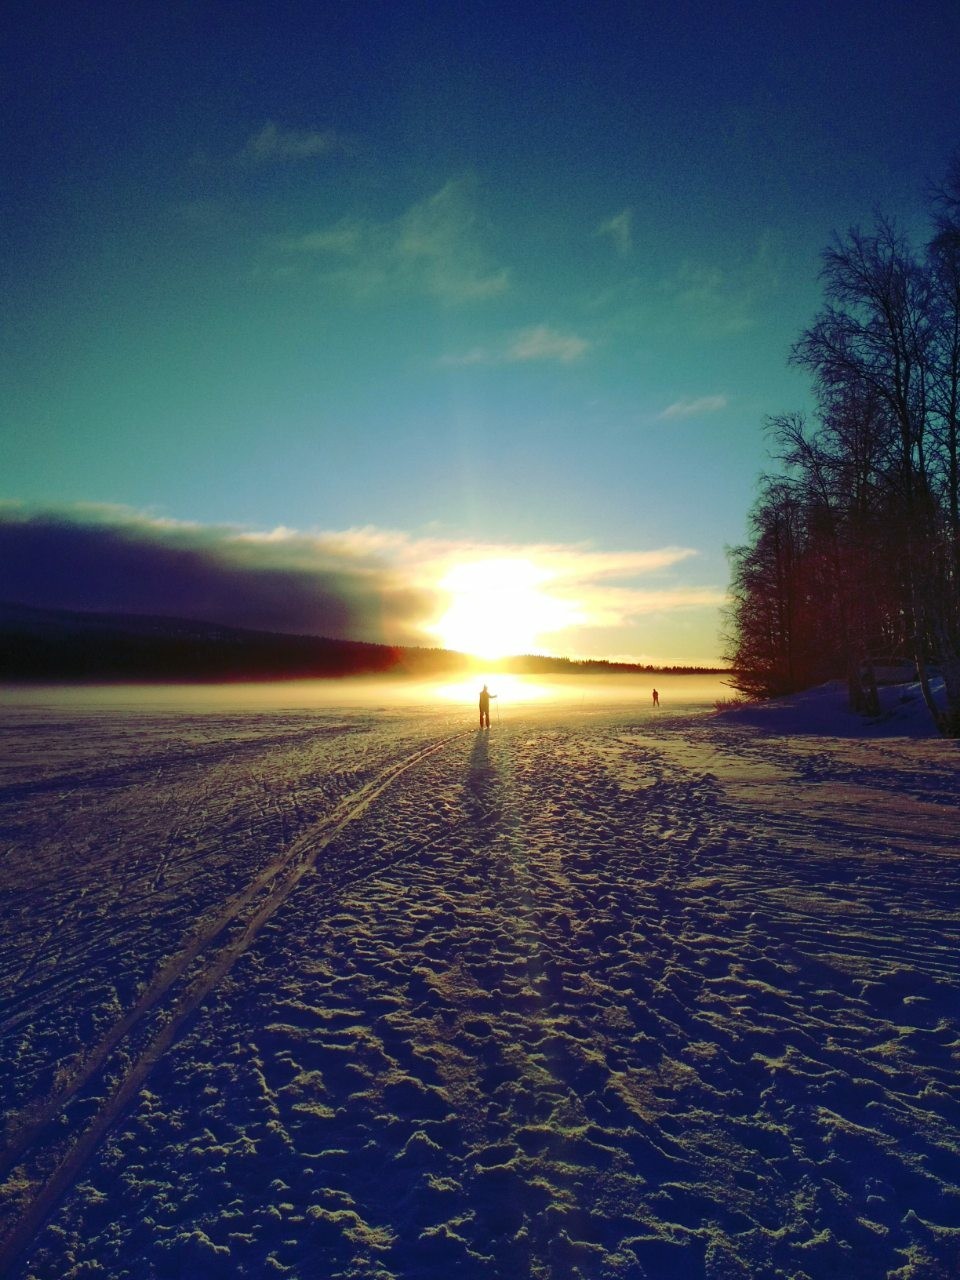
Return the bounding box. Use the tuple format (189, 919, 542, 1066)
(1, 703, 959, 1279)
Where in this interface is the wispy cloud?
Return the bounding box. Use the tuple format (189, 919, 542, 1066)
(587, 233, 782, 338)
(659, 394, 728, 419)
(273, 177, 509, 306)
(661, 235, 782, 335)
(660, 261, 754, 335)
(321, 531, 698, 582)
(393, 537, 724, 657)
(508, 325, 589, 362)
(566, 584, 728, 626)
(438, 346, 490, 367)
(596, 209, 633, 256)
(440, 325, 591, 367)
(308, 532, 718, 653)
(241, 121, 351, 163)
(278, 222, 363, 255)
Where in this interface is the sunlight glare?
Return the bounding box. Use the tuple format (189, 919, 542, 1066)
(432, 557, 575, 659)
(433, 673, 550, 707)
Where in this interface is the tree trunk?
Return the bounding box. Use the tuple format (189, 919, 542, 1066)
(850, 659, 880, 716)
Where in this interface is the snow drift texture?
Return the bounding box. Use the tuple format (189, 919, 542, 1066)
(1, 681, 958, 1278)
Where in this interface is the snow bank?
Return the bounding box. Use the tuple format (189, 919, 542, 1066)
(718, 679, 946, 739)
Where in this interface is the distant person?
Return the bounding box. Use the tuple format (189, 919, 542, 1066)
(479, 683, 497, 728)
(652, 687, 659, 708)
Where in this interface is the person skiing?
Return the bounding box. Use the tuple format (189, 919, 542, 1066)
(652, 687, 659, 708)
(479, 684, 497, 728)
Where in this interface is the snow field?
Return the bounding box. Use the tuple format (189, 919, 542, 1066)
(1, 694, 959, 1278)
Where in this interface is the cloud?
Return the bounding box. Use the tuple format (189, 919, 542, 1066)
(659, 237, 783, 335)
(278, 222, 363, 255)
(507, 326, 589, 363)
(662, 261, 755, 335)
(0, 507, 719, 657)
(0, 507, 431, 646)
(659, 394, 728, 419)
(564, 584, 728, 627)
(241, 122, 351, 163)
(273, 177, 509, 305)
(596, 209, 633, 256)
(394, 537, 723, 658)
(587, 233, 782, 339)
(440, 325, 590, 366)
(437, 346, 490, 367)
(321, 532, 714, 644)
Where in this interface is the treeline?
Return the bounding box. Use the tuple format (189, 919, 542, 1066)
(0, 603, 407, 682)
(726, 155, 960, 735)
(486, 654, 723, 676)
(0, 602, 714, 682)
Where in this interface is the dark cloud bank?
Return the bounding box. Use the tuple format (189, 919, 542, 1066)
(0, 510, 688, 680)
(0, 509, 430, 644)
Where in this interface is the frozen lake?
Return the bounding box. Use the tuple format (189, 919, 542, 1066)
(0, 670, 732, 715)
(1, 680, 958, 1278)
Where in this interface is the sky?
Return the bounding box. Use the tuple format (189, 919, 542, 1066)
(2, 0, 959, 665)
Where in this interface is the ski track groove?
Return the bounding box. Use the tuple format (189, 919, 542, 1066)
(0, 725, 472, 1274)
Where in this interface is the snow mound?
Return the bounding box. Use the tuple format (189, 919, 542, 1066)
(718, 679, 945, 738)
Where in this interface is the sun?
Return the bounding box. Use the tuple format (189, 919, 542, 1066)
(432, 557, 573, 660)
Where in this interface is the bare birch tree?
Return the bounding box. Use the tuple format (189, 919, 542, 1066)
(727, 156, 960, 734)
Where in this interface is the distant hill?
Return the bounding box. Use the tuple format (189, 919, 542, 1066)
(0, 602, 723, 682)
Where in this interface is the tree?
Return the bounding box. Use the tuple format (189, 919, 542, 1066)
(727, 156, 960, 734)
(726, 475, 834, 699)
(928, 157, 960, 605)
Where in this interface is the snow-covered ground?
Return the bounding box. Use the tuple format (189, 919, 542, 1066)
(1, 676, 958, 1279)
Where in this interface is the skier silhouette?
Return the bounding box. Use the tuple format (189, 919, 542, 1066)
(652, 688, 659, 708)
(479, 684, 497, 728)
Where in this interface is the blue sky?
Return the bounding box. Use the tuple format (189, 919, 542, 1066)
(2, 1, 958, 663)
